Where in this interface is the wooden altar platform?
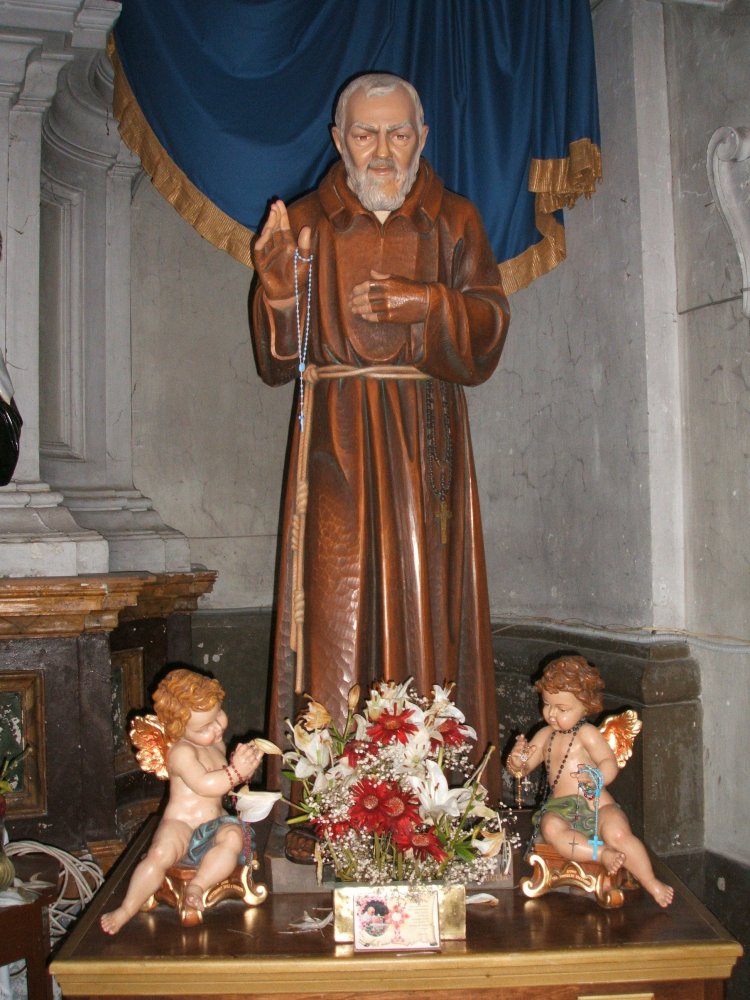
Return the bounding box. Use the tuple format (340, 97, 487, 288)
(51, 818, 741, 1000)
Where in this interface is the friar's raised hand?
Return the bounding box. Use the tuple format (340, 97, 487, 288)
(251, 199, 312, 306)
(351, 270, 429, 324)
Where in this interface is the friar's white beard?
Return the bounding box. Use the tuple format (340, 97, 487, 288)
(342, 146, 421, 212)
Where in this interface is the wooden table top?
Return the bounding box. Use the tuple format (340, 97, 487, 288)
(52, 818, 741, 998)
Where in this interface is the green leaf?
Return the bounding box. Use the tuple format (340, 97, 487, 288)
(454, 843, 476, 862)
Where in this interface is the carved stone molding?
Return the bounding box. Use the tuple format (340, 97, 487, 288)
(0, 1, 120, 45)
(118, 570, 218, 621)
(39, 170, 85, 461)
(43, 49, 121, 166)
(0, 569, 216, 637)
(0, 573, 150, 638)
(707, 125, 750, 319)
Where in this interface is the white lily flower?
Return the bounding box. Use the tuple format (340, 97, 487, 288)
(292, 722, 333, 765)
(365, 678, 415, 718)
(391, 728, 432, 776)
(407, 759, 472, 821)
(351, 714, 368, 740)
(234, 788, 282, 823)
(430, 683, 460, 713)
(472, 828, 506, 858)
(327, 758, 358, 784)
(404, 702, 428, 726)
(467, 801, 496, 820)
(292, 753, 332, 794)
(288, 722, 335, 793)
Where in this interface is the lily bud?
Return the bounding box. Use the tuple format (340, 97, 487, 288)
(301, 696, 332, 731)
(347, 684, 361, 712)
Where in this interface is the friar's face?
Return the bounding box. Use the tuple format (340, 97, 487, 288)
(332, 85, 429, 212)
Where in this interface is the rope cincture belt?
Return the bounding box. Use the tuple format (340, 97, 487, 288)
(290, 363, 432, 694)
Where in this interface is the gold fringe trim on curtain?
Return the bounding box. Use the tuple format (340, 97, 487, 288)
(109, 35, 600, 292)
(108, 37, 255, 268)
(499, 137, 602, 295)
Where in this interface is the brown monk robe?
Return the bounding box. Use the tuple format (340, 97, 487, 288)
(251, 78, 510, 804)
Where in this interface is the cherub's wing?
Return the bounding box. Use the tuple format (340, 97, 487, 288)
(129, 714, 170, 780)
(599, 709, 642, 769)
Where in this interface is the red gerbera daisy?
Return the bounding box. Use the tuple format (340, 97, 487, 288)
(349, 779, 391, 833)
(313, 817, 351, 841)
(367, 707, 419, 745)
(430, 718, 469, 751)
(394, 826, 449, 862)
(381, 786, 422, 836)
(342, 739, 372, 768)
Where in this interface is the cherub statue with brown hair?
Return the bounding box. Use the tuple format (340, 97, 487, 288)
(101, 668, 264, 934)
(507, 654, 673, 908)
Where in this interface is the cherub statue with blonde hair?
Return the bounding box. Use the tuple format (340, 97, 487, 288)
(101, 668, 265, 934)
(507, 655, 673, 908)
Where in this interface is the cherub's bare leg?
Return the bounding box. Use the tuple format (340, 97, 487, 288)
(598, 845, 627, 876)
(185, 823, 244, 912)
(100, 819, 191, 934)
(182, 881, 205, 911)
(599, 805, 673, 908)
(540, 811, 626, 872)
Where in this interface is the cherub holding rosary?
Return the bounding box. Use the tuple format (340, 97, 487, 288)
(507, 655, 673, 908)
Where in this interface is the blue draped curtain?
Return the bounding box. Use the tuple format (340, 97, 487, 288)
(111, 0, 600, 293)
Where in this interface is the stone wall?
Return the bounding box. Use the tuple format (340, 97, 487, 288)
(661, 0, 750, 868)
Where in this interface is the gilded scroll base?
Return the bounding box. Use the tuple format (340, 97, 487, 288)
(142, 859, 268, 927)
(520, 842, 638, 909)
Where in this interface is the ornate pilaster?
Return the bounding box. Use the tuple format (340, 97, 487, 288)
(0, 0, 190, 577)
(39, 47, 190, 572)
(0, 31, 108, 575)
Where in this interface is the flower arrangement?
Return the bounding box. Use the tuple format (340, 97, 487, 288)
(283, 679, 512, 885)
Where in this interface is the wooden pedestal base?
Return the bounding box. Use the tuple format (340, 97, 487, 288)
(521, 841, 635, 908)
(52, 816, 742, 999)
(142, 859, 267, 927)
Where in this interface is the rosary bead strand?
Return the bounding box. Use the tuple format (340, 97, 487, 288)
(293, 247, 315, 431)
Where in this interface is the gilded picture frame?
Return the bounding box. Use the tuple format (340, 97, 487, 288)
(111, 648, 145, 776)
(0, 671, 46, 817)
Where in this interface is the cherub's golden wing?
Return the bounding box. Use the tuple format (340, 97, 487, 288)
(599, 709, 642, 769)
(129, 714, 170, 780)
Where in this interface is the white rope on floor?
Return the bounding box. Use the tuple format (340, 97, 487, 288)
(5, 839, 104, 944)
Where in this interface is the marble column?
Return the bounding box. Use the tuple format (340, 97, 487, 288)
(0, 0, 192, 577)
(0, 32, 108, 576)
(39, 48, 191, 573)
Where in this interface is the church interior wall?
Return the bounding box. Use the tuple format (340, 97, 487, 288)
(661, 0, 750, 869)
(0, 0, 746, 990)
(130, 179, 289, 610)
(474, 0, 653, 628)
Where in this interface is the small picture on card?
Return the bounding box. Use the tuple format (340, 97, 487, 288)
(352, 885, 441, 951)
